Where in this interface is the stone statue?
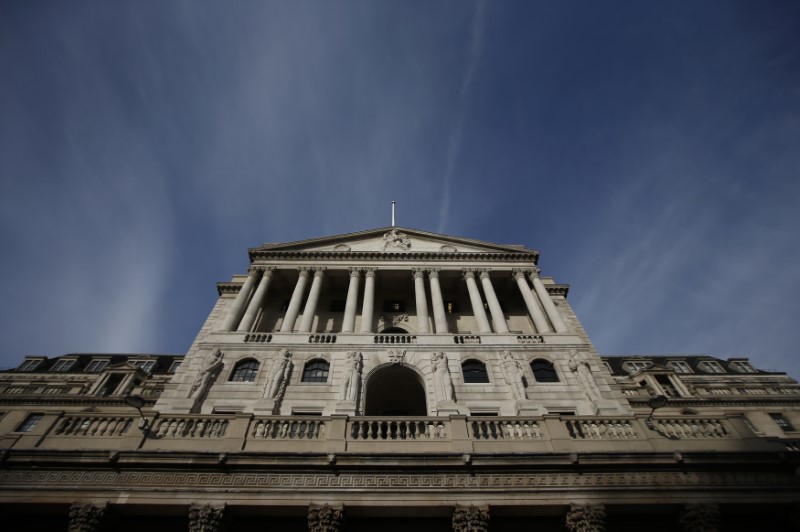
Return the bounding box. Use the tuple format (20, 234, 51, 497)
(568, 350, 603, 402)
(432, 352, 454, 402)
(263, 349, 293, 399)
(382, 229, 411, 251)
(501, 351, 527, 401)
(188, 348, 224, 400)
(339, 351, 362, 402)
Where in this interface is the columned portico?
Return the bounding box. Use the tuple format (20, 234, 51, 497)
(359, 268, 376, 333)
(298, 268, 326, 332)
(479, 270, 509, 333)
(412, 268, 430, 333)
(237, 267, 275, 332)
(428, 269, 448, 333)
(530, 272, 568, 333)
(513, 269, 551, 333)
(463, 269, 492, 334)
(341, 268, 361, 333)
(220, 267, 259, 331)
(280, 268, 309, 332)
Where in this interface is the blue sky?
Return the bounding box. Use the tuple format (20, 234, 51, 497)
(1, 1, 799, 377)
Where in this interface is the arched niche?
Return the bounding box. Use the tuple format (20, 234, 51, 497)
(364, 364, 427, 416)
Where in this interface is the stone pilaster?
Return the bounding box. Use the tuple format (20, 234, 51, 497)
(565, 503, 606, 532)
(412, 268, 431, 333)
(308, 503, 343, 532)
(299, 267, 326, 332)
(68, 502, 107, 532)
(188, 503, 226, 532)
(452, 504, 489, 532)
(678, 503, 720, 532)
(280, 268, 310, 332)
(463, 269, 491, 334)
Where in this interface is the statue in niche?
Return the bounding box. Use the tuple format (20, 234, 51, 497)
(382, 229, 411, 251)
(432, 352, 454, 402)
(263, 349, 293, 399)
(339, 351, 362, 402)
(188, 348, 224, 400)
(500, 351, 527, 401)
(568, 350, 603, 402)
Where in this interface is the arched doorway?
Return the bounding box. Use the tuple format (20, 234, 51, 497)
(364, 365, 427, 416)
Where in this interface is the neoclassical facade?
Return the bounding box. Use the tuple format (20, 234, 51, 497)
(1, 227, 799, 531)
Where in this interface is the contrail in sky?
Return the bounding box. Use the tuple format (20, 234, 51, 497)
(437, 0, 488, 233)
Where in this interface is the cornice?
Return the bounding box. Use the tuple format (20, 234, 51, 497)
(0, 395, 158, 407)
(248, 250, 538, 263)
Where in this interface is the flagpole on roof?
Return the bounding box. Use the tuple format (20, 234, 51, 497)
(391, 201, 396, 227)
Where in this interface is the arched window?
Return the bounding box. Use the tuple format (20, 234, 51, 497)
(531, 359, 559, 383)
(229, 359, 259, 382)
(462, 359, 489, 383)
(302, 359, 330, 383)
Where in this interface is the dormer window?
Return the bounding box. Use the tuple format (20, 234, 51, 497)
(17, 359, 43, 372)
(131, 360, 156, 373)
(698, 360, 725, 374)
(623, 360, 652, 374)
(168, 361, 182, 374)
(85, 360, 109, 373)
(729, 360, 756, 374)
(50, 359, 75, 372)
(668, 361, 692, 374)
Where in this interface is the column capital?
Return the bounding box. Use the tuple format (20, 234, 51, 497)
(428, 268, 441, 279)
(412, 268, 425, 280)
(462, 269, 476, 280)
(297, 267, 310, 278)
(452, 504, 489, 532)
(348, 267, 361, 278)
(479, 269, 491, 280)
(313, 267, 327, 278)
(308, 503, 343, 532)
(69, 503, 107, 532)
(364, 268, 376, 278)
(246, 266, 259, 276)
(188, 503, 226, 532)
(512, 268, 533, 281)
(527, 267, 541, 279)
(565, 503, 606, 532)
(259, 266, 277, 277)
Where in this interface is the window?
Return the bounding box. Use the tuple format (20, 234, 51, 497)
(531, 359, 559, 383)
(729, 360, 756, 373)
(50, 359, 75, 372)
(131, 360, 156, 373)
(168, 361, 182, 374)
(229, 359, 259, 382)
(16, 413, 43, 433)
(329, 300, 346, 312)
(445, 301, 458, 314)
(623, 360, 652, 374)
(462, 359, 490, 383)
(85, 360, 108, 373)
(668, 361, 692, 374)
(656, 374, 678, 397)
(383, 300, 405, 312)
(96, 374, 124, 397)
(698, 360, 725, 374)
(770, 413, 796, 432)
(302, 359, 330, 383)
(17, 359, 42, 372)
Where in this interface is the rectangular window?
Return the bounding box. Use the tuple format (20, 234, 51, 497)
(770, 413, 796, 432)
(16, 413, 43, 433)
(17, 359, 42, 372)
(131, 361, 155, 373)
(168, 361, 182, 374)
(96, 374, 124, 397)
(730, 360, 756, 373)
(50, 359, 75, 372)
(668, 361, 692, 374)
(85, 360, 108, 373)
(698, 360, 725, 374)
(624, 361, 652, 374)
(383, 300, 405, 312)
(329, 300, 346, 312)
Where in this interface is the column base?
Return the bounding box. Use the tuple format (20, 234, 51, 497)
(334, 400, 357, 415)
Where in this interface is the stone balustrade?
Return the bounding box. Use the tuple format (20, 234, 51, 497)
(471, 418, 543, 440)
(516, 335, 544, 344)
(651, 418, 730, 439)
(374, 334, 417, 344)
(153, 416, 229, 438)
(349, 418, 448, 441)
(564, 419, 638, 439)
(454, 335, 481, 344)
(243, 333, 272, 343)
(55, 415, 133, 437)
(308, 334, 337, 344)
(251, 417, 325, 440)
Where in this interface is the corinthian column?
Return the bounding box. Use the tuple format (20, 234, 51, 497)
(69, 503, 107, 532)
(513, 269, 551, 333)
(565, 503, 606, 532)
(219, 267, 259, 331)
(237, 267, 275, 332)
(530, 272, 568, 333)
(452, 504, 489, 532)
(341, 268, 360, 333)
(359, 268, 376, 333)
(279, 268, 309, 332)
(412, 268, 430, 333)
(428, 269, 448, 333)
(479, 270, 509, 333)
(299, 268, 326, 332)
(463, 270, 491, 334)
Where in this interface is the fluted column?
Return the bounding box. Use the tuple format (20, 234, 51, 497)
(279, 268, 309, 332)
(298, 268, 326, 333)
(513, 269, 551, 333)
(237, 267, 275, 332)
(412, 268, 431, 333)
(463, 270, 492, 334)
(341, 268, 361, 333)
(359, 268, 376, 333)
(530, 272, 568, 333)
(428, 269, 448, 333)
(479, 270, 509, 333)
(220, 267, 259, 331)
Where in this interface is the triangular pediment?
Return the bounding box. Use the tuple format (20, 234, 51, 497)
(251, 227, 537, 255)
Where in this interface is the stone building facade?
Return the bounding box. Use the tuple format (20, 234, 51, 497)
(1, 227, 799, 530)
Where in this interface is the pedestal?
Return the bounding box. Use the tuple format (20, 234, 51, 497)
(515, 400, 542, 416)
(334, 400, 357, 415)
(436, 401, 459, 416)
(253, 399, 278, 416)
